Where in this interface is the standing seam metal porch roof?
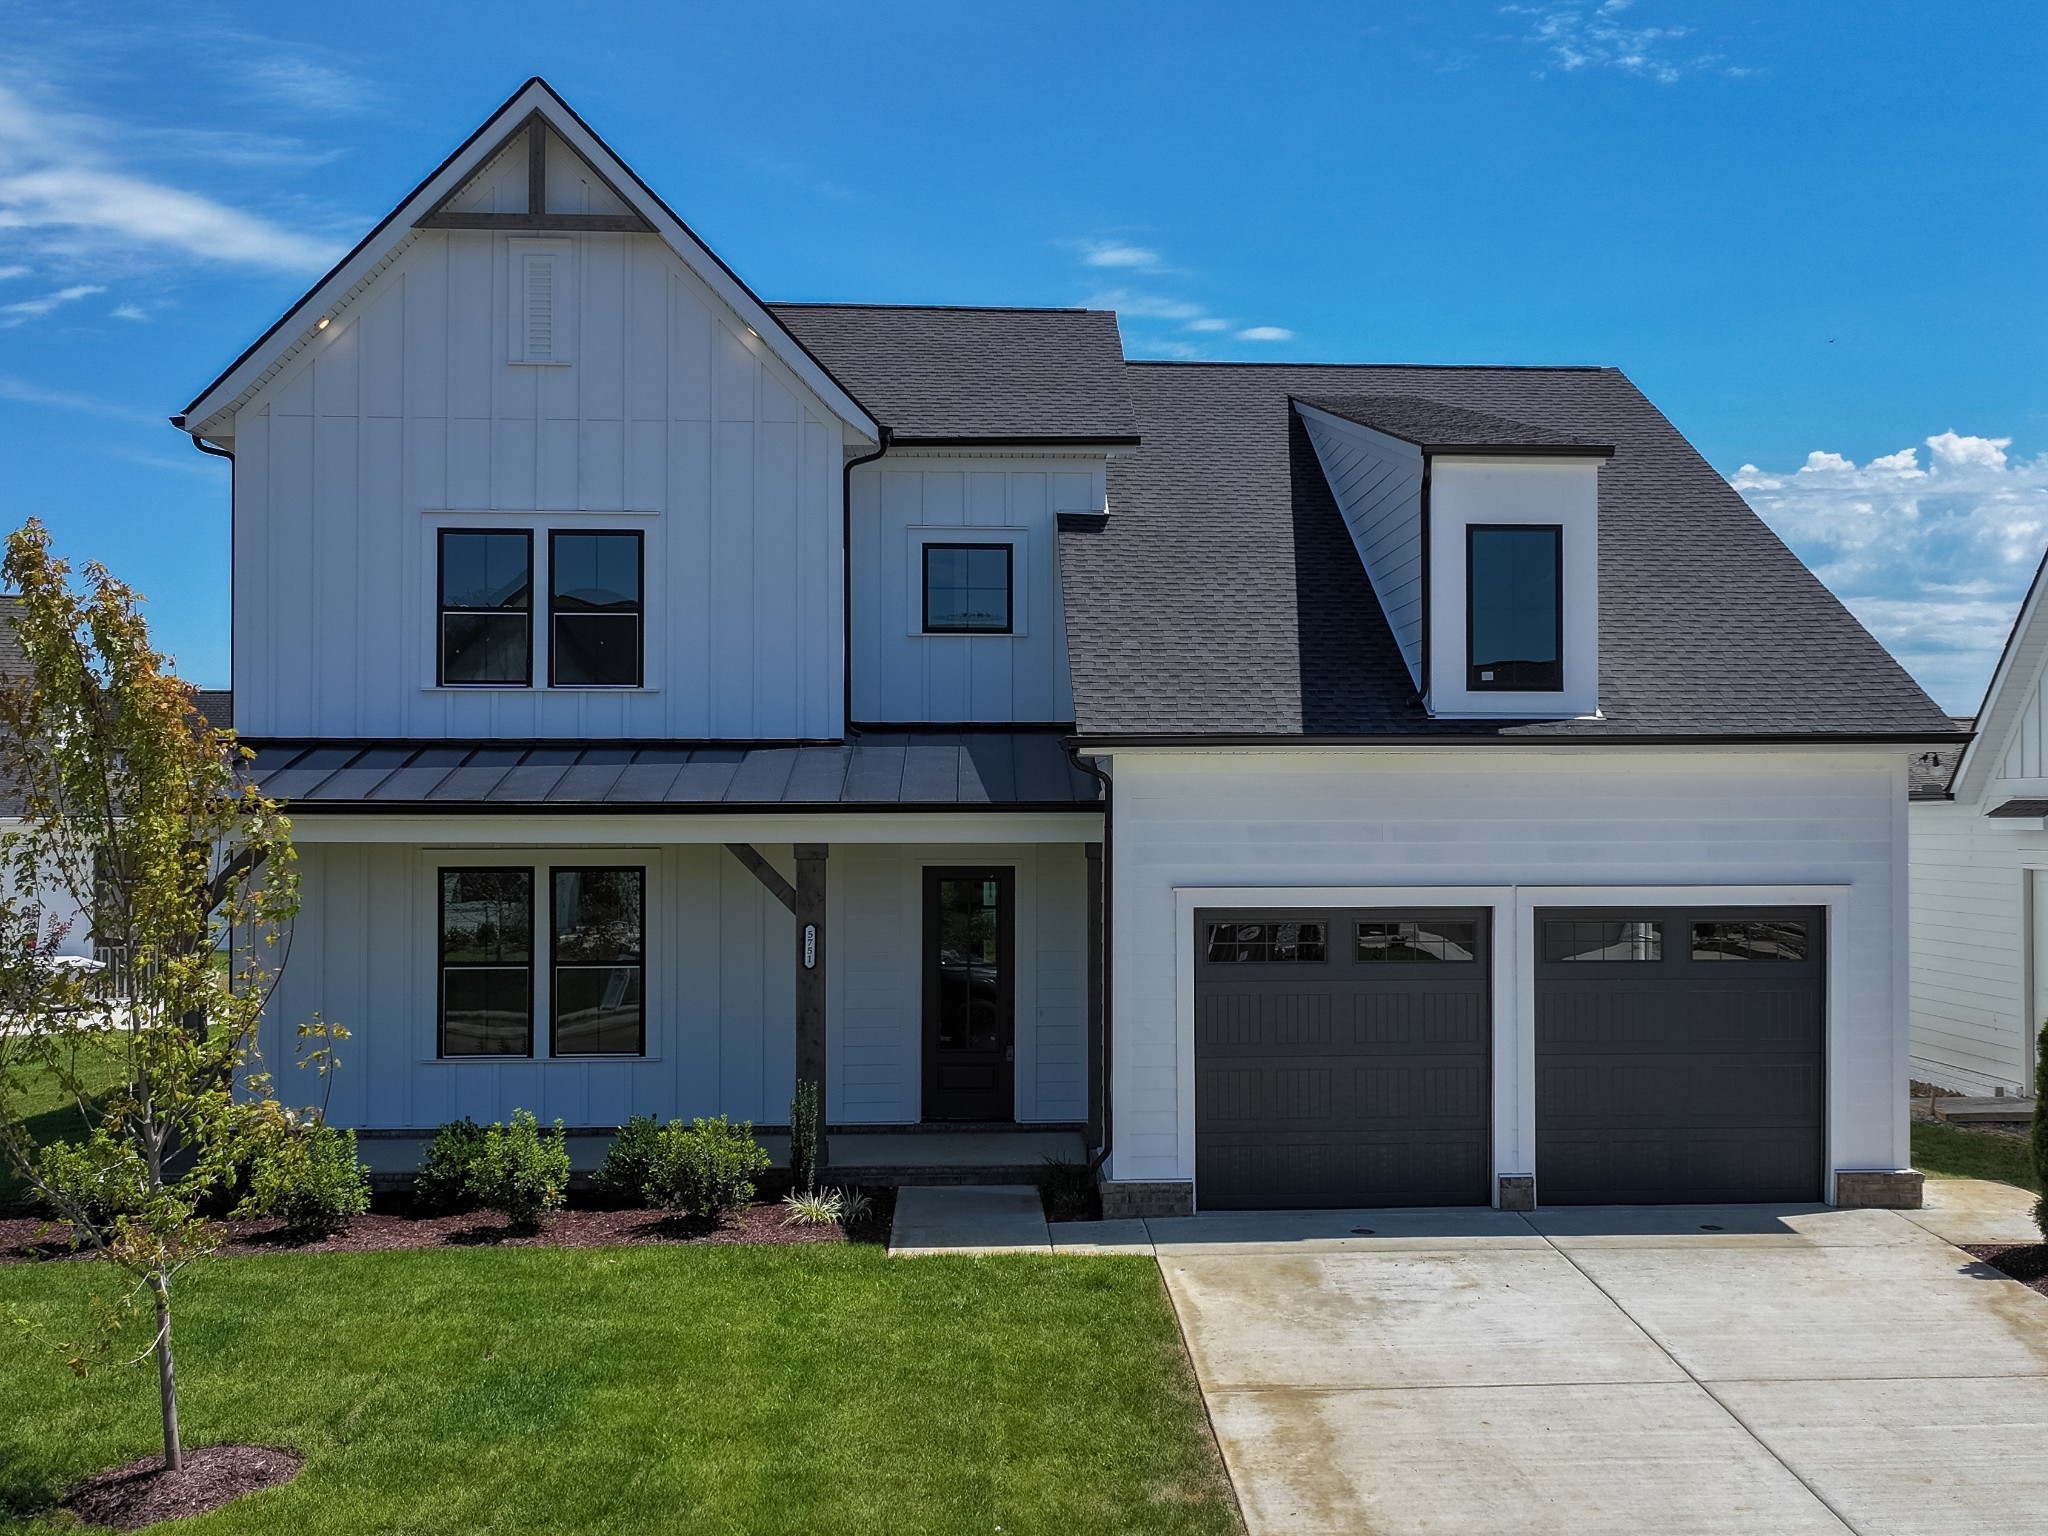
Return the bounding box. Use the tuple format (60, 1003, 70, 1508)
(242, 732, 1103, 810)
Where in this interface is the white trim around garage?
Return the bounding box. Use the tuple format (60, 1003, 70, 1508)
(1170, 882, 1856, 1212)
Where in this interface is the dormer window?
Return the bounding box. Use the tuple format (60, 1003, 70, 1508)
(1466, 525, 1562, 692)
(923, 543, 1013, 634)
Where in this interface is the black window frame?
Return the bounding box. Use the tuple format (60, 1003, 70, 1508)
(437, 528, 534, 688)
(548, 529, 645, 689)
(437, 866, 535, 1058)
(1466, 523, 1564, 693)
(921, 541, 1015, 635)
(548, 865, 647, 1058)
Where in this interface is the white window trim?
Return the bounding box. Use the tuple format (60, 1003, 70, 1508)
(421, 847, 661, 1065)
(423, 515, 660, 694)
(1169, 882, 1854, 1213)
(906, 524, 1030, 638)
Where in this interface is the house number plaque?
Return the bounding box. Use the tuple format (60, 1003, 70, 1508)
(803, 924, 817, 969)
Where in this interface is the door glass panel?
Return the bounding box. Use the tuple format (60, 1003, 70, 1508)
(1544, 919, 1662, 962)
(1691, 920, 1807, 961)
(934, 877, 1001, 1052)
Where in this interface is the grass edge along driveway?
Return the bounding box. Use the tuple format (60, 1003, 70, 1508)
(0, 1244, 1242, 1536)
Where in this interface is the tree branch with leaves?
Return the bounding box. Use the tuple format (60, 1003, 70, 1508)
(0, 520, 310, 1474)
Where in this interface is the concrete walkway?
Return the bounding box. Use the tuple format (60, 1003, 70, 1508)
(888, 1185, 1051, 1255)
(1149, 1180, 2048, 1536)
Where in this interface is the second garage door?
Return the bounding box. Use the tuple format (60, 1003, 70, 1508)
(1195, 908, 1491, 1209)
(1535, 906, 1825, 1204)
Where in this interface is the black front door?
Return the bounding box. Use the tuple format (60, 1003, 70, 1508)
(923, 868, 1015, 1121)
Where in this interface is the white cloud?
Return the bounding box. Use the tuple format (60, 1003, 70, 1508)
(1080, 240, 1163, 270)
(0, 83, 346, 275)
(244, 56, 370, 116)
(1730, 432, 2048, 711)
(1080, 252, 1296, 356)
(0, 281, 102, 321)
(1505, 1, 1740, 84)
(0, 262, 26, 280)
(110, 302, 147, 321)
(1236, 325, 1294, 341)
(0, 373, 158, 424)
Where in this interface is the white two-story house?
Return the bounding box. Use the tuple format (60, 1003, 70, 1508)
(175, 80, 1960, 1215)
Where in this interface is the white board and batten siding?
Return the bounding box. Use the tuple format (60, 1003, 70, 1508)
(265, 838, 1088, 1131)
(1105, 746, 1913, 1191)
(848, 453, 1097, 723)
(1294, 404, 1426, 685)
(1907, 799, 2034, 1094)
(230, 228, 846, 742)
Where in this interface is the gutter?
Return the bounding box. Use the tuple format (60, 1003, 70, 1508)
(1067, 730, 1976, 750)
(841, 426, 893, 738)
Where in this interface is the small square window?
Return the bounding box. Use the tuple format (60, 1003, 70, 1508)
(923, 543, 1013, 634)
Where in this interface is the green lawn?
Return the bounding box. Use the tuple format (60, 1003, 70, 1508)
(0, 1038, 122, 1211)
(1912, 1118, 2041, 1192)
(0, 1244, 1241, 1535)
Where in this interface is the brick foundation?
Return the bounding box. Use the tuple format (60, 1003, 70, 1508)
(1100, 1179, 1194, 1219)
(1834, 1169, 1925, 1209)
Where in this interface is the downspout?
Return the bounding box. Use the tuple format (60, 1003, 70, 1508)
(1066, 745, 1113, 1174)
(841, 425, 893, 738)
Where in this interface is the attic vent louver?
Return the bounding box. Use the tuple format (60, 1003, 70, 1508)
(510, 239, 571, 365)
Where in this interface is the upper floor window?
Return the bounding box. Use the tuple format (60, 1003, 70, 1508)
(1467, 524, 1562, 692)
(439, 530, 532, 687)
(549, 531, 643, 687)
(923, 542, 1012, 634)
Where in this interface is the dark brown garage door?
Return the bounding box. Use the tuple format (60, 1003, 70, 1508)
(1194, 908, 1491, 1209)
(1535, 907, 1825, 1205)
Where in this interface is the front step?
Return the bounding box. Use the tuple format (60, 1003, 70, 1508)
(1936, 1096, 2037, 1128)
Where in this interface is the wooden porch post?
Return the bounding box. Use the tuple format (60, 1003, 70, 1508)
(794, 844, 829, 1169)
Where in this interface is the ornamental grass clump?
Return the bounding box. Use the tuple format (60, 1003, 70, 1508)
(644, 1116, 770, 1221)
(464, 1111, 570, 1232)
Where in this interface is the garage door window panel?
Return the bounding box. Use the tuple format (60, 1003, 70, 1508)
(1692, 919, 1809, 961)
(1356, 920, 1478, 962)
(1544, 919, 1662, 962)
(1205, 921, 1327, 964)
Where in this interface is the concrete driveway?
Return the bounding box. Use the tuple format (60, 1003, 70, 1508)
(1127, 1181, 2048, 1536)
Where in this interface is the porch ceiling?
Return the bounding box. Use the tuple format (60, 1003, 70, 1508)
(239, 731, 1103, 811)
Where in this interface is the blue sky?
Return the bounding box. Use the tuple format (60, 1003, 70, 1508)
(0, 0, 2040, 709)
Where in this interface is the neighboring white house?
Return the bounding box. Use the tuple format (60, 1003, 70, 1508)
(1909, 546, 2048, 1098)
(173, 79, 1959, 1215)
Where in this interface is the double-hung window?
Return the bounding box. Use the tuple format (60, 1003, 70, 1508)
(1466, 525, 1562, 691)
(550, 531, 643, 687)
(550, 867, 645, 1055)
(922, 542, 1013, 634)
(439, 531, 532, 686)
(439, 869, 534, 1056)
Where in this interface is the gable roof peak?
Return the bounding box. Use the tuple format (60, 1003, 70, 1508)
(175, 78, 877, 444)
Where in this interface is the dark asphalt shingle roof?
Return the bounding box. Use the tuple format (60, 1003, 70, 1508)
(1909, 718, 1975, 799)
(1293, 393, 1611, 455)
(1061, 362, 1961, 740)
(769, 305, 1137, 444)
(241, 733, 1102, 810)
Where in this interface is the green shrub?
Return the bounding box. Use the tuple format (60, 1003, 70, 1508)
(32, 1129, 144, 1228)
(1037, 1155, 1098, 1223)
(465, 1111, 570, 1231)
(415, 1117, 488, 1213)
(595, 1114, 663, 1205)
(245, 1121, 371, 1236)
(644, 1116, 770, 1220)
(789, 1079, 820, 1194)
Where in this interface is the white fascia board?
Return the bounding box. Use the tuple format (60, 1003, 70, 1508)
(284, 811, 1104, 845)
(177, 80, 878, 445)
(1953, 544, 2048, 805)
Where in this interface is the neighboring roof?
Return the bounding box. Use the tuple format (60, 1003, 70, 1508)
(1060, 363, 1964, 742)
(240, 733, 1103, 811)
(1951, 542, 2048, 805)
(195, 690, 234, 730)
(1293, 394, 1612, 456)
(177, 78, 877, 444)
(770, 305, 1138, 445)
(0, 596, 24, 677)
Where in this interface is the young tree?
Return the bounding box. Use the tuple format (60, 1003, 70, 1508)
(0, 520, 301, 1473)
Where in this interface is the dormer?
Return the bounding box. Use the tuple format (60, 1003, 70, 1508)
(1293, 395, 1613, 720)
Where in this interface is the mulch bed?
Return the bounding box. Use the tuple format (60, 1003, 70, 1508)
(62, 1444, 302, 1530)
(0, 1188, 894, 1264)
(1962, 1242, 2048, 1297)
